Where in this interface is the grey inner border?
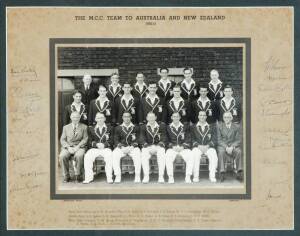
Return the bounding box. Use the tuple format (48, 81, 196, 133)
(50, 38, 251, 200)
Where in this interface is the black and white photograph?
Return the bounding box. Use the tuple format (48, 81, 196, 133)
(51, 39, 250, 198)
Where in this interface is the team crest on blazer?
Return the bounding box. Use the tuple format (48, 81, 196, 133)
(181, 79, 196, 95)
(220, 97, 236, 113)
(158, 80, 172, 96)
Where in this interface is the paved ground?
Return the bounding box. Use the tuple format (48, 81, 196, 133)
(58, 170, 244, 190)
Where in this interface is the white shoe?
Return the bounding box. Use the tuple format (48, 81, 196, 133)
(82, 179, 93, 184)
(142, 176, 149, 183)
(210, 177, 217, 183)
(114, 175, 121, 183)
(185, 175, 192, 183)
(168, 176, 174, 184)
(193, 177, 199, 183)
(134, 175, 141, 183)
(107, 178, 113, 184)
(158, 176, 164, 183)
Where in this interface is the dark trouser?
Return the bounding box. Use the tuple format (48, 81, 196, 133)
(59, 148, 85, 178)
(217, 147, 243, 173)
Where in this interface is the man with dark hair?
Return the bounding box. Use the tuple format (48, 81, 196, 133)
(139, 82, 166, 124)
(157, 67, 176, 103)
(132, 72, 148, 101)
(140, 112, 167, 183)
(217, 111, 243, 182)
(115, 83, 139, 125)
(107, 72, 123, 103)
(88, 85, 115, 126)
(166, 86, 190, 124)
(64, 90, 88, 125)
(191, 85, 218, 125)
(77, 74, 98, 109)
(83, 112, 113, 184)
(217, 85, 241, 123)
(180, 67, 199, 102)
(207, 69, 224, 102)
(165, 112, 193, 183)
(191, 111, 218, 183)
(59, 111, 88, 183)
(112, 112, 141, 183)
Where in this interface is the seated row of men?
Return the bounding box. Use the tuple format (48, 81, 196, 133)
(64, 68, 242, 127)
(59, 109, 243, 184)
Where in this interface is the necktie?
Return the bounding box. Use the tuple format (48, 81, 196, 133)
(73, 126, 77, 136)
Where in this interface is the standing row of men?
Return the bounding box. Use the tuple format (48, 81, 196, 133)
(63, 68, 241, 128)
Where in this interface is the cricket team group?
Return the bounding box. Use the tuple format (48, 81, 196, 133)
(59, 67, 243, 185)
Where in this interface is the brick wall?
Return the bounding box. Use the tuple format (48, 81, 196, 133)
(58, 47, 243, 99)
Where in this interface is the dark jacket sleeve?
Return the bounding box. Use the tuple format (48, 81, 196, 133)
(113, 126, 122, 148)
(88, 101, 95, 126)
(232, 124, 242, 148)
(105, 126, 113, 149)
(191, 126, 199, 148)
(182, 124, 191, 148)
(216, 123, 227, 148)
(209, 125, 217, 148)
(158, 123, 167, 147)
(139, 125, 148, 148)
(64, 105, 70, 126)
(161, 100, 167, 124)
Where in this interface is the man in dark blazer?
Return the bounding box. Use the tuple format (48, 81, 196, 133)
(166, 86, 190, 124)
(217, 111, 243, 182)
(207, 69, 224, 102)
(191, 111, 218, 183)
(139, 82, 166, 125)
(132, 72, 148, 102)
(106, 72, 123, 104)
(156, 67, 176, 103)
(64, 90, 88, 125)
(88, 85, 115, 126)
(165, 112, 193, 183)
(77, 74, 98, 108)
(59, 111, 88, 183)
(191, 85, 218, 125)
(180, 67, 199, 102)
(115, 83, 139, 125)
(112, 112, 141, 183)
(217, 85, 241, 123)
(140, 112, 167, 183)
(83, 112, 113, 184)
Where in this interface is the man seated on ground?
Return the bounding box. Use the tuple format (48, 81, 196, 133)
(165, 112, 193, 184)
(191, 111, 218, 183)
(140, 112, 167, 184)
(112, 112, 141, 183)
(59, 111, 88, 183)
(83, 112, 113, 184)
(217, 111, 243, 182)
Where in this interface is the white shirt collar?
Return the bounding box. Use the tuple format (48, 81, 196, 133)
(146, 94, 159, 101)
(197, 122, 209, 128)
(96, 123, 107, 130)
(170, 97, 184, 103)
(72, 123, 78, 129)
(170, 122, 183, 129)
(121, 122, 134, 128)
(96, 96, 109, 102)
(159, 78, 171, 87)
(121, 94, 134, 101)
(147, 122, 159, 129)
(209, 79, 222, 86)
(135, 82, 146, 88)
(225, 123, 232, 129)
(198, 96, 210, 103)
